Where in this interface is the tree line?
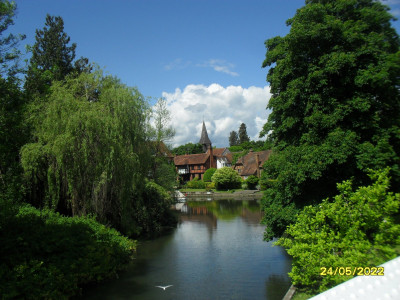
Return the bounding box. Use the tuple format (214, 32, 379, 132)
(259, 0, 400, 295)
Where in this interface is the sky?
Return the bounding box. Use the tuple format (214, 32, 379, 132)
(9, 0, 400, 148)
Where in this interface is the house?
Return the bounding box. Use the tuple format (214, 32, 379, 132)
(233, 150, 272, 179)
(213, 147, 232, 168)
(174, 122, 232, 181)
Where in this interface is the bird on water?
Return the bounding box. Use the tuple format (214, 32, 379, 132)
(155, 285, 173, 290)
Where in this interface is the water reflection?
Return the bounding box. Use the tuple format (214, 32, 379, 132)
(79, 199, 292, 300)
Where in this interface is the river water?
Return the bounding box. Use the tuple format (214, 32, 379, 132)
(80, 199, 292, 300)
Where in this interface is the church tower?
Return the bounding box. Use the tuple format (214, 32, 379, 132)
(199, 121, 212, 152)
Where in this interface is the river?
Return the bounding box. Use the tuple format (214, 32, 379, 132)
(79, 199, 292, 300)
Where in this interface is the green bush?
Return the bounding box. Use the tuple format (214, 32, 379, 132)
(246, 175, 259, 190)
(131, 181, 176, 238)
(186, 177, 206, 189)
(0, 204, 136, 299)
(203, 168, 217, 182)
(276, 168, 400, 293)
(205, 182, 215, 191)
(211, 167, 242, 190)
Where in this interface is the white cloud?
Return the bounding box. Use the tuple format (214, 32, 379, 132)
(197, 59, 239, 77)
(161, 84, 271, 148)
(164, 58, 191, 70)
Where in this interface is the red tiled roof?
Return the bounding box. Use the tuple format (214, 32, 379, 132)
(227, 153, 233, 163)
(212, 148, 226, 157)
(237, 150, 272, 176)
(174, 153, 210, 165)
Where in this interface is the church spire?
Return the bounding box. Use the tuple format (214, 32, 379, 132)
(199, 121, 212, 152)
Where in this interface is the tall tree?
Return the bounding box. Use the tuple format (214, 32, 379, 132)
(260, 0, 400, 240)
(21, 70, 150, 229)
(238, 123, 250, 144)
(150, 98, 175, 144)
(229, 130, 239, 146)
(148, 98, 176, 191)
(0, 0, 25, 76)
(25, 14, 76, 96)
(0, 0, 27, 201)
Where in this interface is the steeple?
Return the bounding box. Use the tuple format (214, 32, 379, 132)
(199, 121, 212, 152)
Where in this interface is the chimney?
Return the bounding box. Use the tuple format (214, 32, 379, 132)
(256, 153, 260, 178)
(210, 147, 214, 169)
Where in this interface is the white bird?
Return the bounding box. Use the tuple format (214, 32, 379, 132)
(155, 285, 173, 290)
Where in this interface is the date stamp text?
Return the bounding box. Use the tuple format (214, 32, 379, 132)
(320, 267, 384, 276)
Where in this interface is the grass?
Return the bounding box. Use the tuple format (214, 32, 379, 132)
(292, 290, 316, 300)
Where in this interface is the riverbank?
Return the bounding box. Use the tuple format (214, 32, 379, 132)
(178, 190, 263, 200)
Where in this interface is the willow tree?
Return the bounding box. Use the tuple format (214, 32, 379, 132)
(260, 0, 400, 240)
(21, 69, 150, 230)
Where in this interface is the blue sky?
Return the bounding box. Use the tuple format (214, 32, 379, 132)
(10, 0, 400, 147)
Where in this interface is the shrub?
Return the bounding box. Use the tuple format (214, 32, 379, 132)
(130, 181, 176, 238)
(0, 204, 136, 299)
(185, 178, 206, 189)
(276, 168, 400, 293)
(246, 175, 259, 190)
(205, 182, 215, 191)
(203, 168, 217, 182)
(211, 167, 242, 190)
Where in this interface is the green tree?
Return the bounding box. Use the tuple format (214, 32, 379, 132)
(0, 77, 26, 202)
(0, 0, 25, 76)
(21, 70, 150, 232)
(245, 175, 259, 190)
(260, 0, 400, 240)
(238, 123, 250, 144)
(211, 167, 242, 190)
(172, 142, 203, 155)
(229, 130, 239, 146)
(0, 1, 27, 202)
(25, 14, 76, 96)
(203, 167, 217, 182)
(147, 98, 176, 191)
(276, 168, 400, 293)
(150, 98, 175, 144)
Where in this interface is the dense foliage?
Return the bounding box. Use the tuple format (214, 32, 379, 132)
(172, 142, 203, 155)
(229, 130, 239, 146)
(0, 1, 27, 202)
(211, 167, 242, 190)
(238, 123, 250, 144)
(245, 175, 259, 190)
(25, 14, 77, 96)
(0, 77, 27, 203)
(276, 169, 400, 293)
(0, 204, 136, 299)
(130, 181, 175, 238)
(21, 70, 152, 233)
(185, 177, 206, 189)
(203, 167, 217, 182)
(260, 0, 400, 240)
